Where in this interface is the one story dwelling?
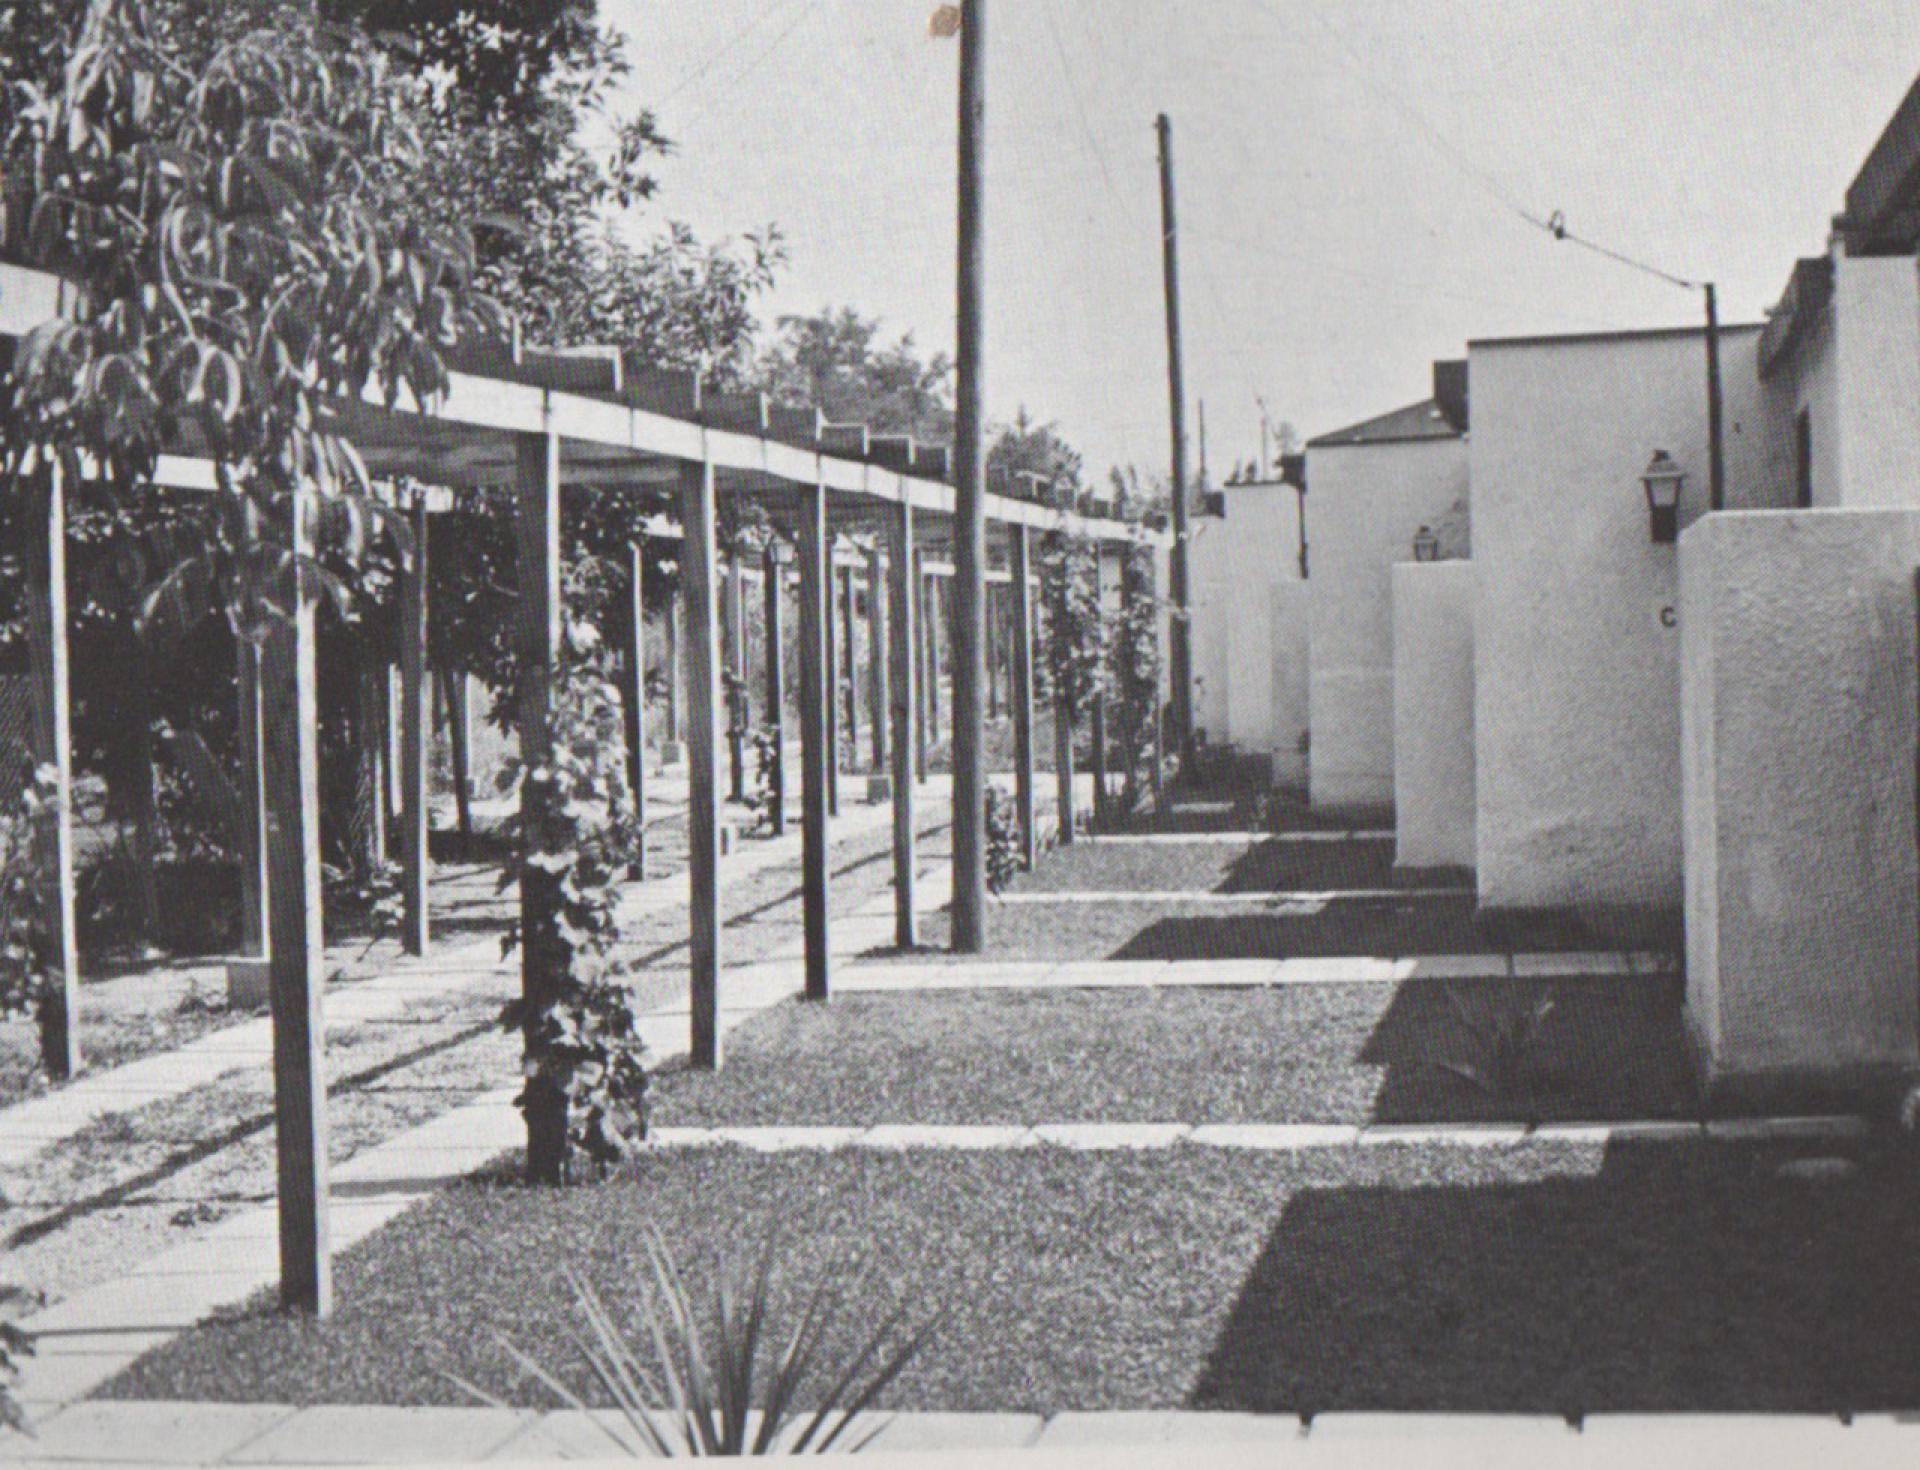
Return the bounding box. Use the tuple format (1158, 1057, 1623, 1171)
(1304, 360, 1469, 816)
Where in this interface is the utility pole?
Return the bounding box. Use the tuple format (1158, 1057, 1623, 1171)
(1704, 283, 1725, 512)
(948, 0, 988, 951)
(1156, 112, 1193, 766)
(1197, 398, 1208, 492)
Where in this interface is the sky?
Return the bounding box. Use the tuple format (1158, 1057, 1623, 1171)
(597, 0, 1920, 484)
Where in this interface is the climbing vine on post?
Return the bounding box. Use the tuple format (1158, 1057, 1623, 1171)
(495, 579, 650, 1180)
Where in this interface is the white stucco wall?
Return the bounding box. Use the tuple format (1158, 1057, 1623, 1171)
(1680, 509, 1920, 1090)
(1306, 434, 1469, 813)
(1187, 516, 1232, 747)
(1392, 561, 1475, 871)
(1776, 252, 1920, 510)
(1270, 580, 1310, 787)
(1472, 323, 1792, 912)
(1222, 482, 1304, 752)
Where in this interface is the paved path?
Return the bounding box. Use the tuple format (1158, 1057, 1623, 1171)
(1, 1398, 1912, 1463)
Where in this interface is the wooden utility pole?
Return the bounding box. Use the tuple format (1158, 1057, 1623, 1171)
(1704, 283, 1726, 513)
(949, 0, 989, 952)
(1156, 112, 1194, 767)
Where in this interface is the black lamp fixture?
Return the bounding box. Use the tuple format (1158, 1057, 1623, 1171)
(1411, 524, 1440, 562)
(1641, 450, 1685, 543)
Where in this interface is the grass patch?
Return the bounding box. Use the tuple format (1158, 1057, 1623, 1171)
(97, 1140, 1920, 1413)
(650, 981, 1695, 1128)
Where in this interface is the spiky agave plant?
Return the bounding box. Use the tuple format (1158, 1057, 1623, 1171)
(455, 1227, 938, 1456)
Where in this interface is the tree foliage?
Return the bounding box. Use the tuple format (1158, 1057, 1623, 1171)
(1, 0, 505, 640)
(756, 307, 953, 439)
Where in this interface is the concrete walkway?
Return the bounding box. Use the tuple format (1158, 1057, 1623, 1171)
(2, 1399, 1913, 1464)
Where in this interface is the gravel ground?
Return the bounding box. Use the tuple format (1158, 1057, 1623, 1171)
(96, 1138, 1920, 1414)
(649, 978, 1697, 1128)
(0, 794, 923, 1314)
(884, 893, 1661, 962)
(1006, 837, 1421, 895)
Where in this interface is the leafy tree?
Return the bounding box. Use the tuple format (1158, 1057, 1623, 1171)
(756, 307, 953, 439)
(987, 409, 1082, 504)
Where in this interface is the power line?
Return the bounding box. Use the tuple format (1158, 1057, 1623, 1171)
(658, 0, 810, 107)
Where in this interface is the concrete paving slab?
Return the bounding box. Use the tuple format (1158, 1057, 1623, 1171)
(1309, 1412, 1575, 1439)
(2, 1401, 297, 1465)
(485, 1408, 651, 1461)
(1187, 1123, 1363, 1150)
(715, 1126, 866, 1152)
(1032, 1411, 1184, 1445)
(858, 1124, 1037, 1151)
(1159, 960, 1285, 987)
(1705, 1115, 1868, 1142)
(229, 1405, 531, 1464)
(1512, 952, 1631, 977)
(1032, 1123, 1192, 1150)
(857, 1411, 1047, 1452)
(1360, 1123, 1530, 1148)
(1158, 1411, 1307, 1443)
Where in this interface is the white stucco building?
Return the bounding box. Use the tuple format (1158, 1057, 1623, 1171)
(1468, 322, 1793, 915)
(1186, 467, 1310, 783)
(1305, 361, 1470, 815)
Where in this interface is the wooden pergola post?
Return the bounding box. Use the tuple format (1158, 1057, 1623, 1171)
(236, 638, 270, 958)
(515, 431, 570, 1177)
(1007, 526, 1037, 869)
(680, 452, 722, 1068)
(1051, 547, 1078, 848)
(355, 661, 388, 871)
(885, 501, 918, 947)
(866, 545, 888, 772)
(797, 482, 832, 998)
(26, 462, 79, 1080)
(263, 482, 330, 1314)
(762, 540, 787, 836)
(986, 580, 1000, 721)
(824, 534, 840, 818)
(839, 563, 858, 765)
(398, 493, 431, 956)
(665, 595, 683, 751)
(621, 538, 649, 877)
(913, 550, 930, 783)
(726, 552, 747, 803)
(440, 666, 473, 839)
(924, 569, 942, 740)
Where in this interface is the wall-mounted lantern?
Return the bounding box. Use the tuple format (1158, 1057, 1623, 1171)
(1411, 525, 1440, 562)
(1641, 450, 1685, 544)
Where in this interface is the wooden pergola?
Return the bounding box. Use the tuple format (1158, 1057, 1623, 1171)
(0, 260, 1163, 1313)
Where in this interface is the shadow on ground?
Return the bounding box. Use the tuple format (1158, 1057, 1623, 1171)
(1189, 1137, 1920, 1414)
